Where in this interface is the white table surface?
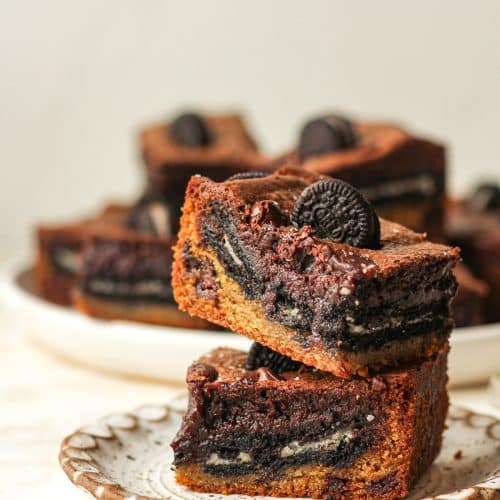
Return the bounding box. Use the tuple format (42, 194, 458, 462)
(1, 313, 499, 500)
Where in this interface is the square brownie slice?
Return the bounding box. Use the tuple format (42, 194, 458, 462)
(284, 115, 446, 238)
(36, 204, 128, 305)
(72, 196, 217, 329)
(172, 167, 459, 377)
(171, 347, 449, 499)
(140, 111, 269, 229)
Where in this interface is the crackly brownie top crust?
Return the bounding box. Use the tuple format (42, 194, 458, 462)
(289, 121, 445, 179)
(141, 113, 267, 169)
(194, 166, 459, 280)
(189, 347, 442, 388)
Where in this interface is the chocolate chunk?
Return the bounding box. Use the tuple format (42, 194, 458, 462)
(250, 200, 289, 226)
(468, 183, 500, 211)
(227, 171, 269, 181)
(299, 115, 357, 159)
(169, 112, 212, 147)
(291, 179, 380, 249)
(246, 342, 301, 374)
(126, 199, 172, 237)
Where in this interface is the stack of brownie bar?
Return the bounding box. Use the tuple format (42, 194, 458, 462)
(170, 165, 460, 498)
(35, 111, 268, 327)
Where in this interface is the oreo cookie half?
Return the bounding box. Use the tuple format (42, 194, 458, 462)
(291, 179, 380, 249)
(169, 112, 212, 147)
(298, 114, 357, 159)
(246, 342, 301, 374)
(227, 171, 269, 181)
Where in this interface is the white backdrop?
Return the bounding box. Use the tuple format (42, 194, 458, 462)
(1, 0, 499, 261)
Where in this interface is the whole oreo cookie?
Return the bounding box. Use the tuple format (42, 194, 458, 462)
(246, 342, 301, 374)
(299, 115, 357, 159)
(291, 179, 380, 249)
(126, 199, 172, 237)
(169, 112, 212, 147)
(227, 171, 269, 181)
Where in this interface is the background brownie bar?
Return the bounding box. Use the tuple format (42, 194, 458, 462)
(446, 196, 500, 323)
(452, 263, 489, 328)
(172, 167, 459, 377)
(140, 112, 269, 228)
(286, 118, 446, 239)
(172, 347, 449, 499)
(73, 223, 217, 330)
(36, 204, 128, 305)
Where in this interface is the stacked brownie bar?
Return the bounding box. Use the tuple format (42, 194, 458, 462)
(170, 168, 459, 498)
(279, 113, 446, 239)
(36, 111, 268, 328)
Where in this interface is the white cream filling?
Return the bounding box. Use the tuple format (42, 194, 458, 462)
(280, 428, 353, 458)
(223, 235, 243, 266)
(360, 174, 436, 202)
(346, 311, 437, 335)
(205, 429, 354, 467)
(53, 248, 82, 273)
(87, 279, 167, 297)
(206, 452, 252, 466)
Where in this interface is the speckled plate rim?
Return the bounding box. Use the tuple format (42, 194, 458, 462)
(58, 400, 500, 500)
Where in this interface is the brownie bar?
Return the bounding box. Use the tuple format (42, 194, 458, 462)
(446, 196, 500, 323)
(172, 167, 459, 377)
(285, 117, 446, 238)
(452, 263, 488, 328)
(172, 347, 449, 499)
(140, 112, 269, 227)
(73, 212, 217, 329)
(35, 204, 128, 305)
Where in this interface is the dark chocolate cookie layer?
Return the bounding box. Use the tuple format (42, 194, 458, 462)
(81, 237, 174, 303)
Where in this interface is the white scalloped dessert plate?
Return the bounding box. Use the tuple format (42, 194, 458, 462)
(2, 256, 499, 385)
(58, 399, 500, 500)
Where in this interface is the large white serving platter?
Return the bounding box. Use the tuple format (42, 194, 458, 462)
(1, 257, 499, 386)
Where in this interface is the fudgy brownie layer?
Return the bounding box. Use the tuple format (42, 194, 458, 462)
(80, 236, 174, 304)
(173, 168, 458, 374)
(172, 347, 449, 499)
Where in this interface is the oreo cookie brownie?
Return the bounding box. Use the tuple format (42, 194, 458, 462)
(140, 111, 269, 232)
(36, 204, 128, 305)
(172, 346, 449, 499)
(73, 194, 216, 329)
(172, 167, 459, 377)
(283, 114, 446, 238)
